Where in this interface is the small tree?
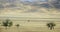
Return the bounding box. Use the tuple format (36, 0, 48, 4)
(47, 22, 56, 30)
(2, 19, 13, 29)
(28, 20, 30, 22)
(16, 24, 20, 32)
(16, 24, 20, 28)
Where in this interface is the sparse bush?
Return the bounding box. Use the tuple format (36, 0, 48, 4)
(46, 22, 56, 30)
(16, 24, 20, 28)
(2, 19, 13, 29)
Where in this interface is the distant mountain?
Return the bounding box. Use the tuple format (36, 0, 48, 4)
(0, 0, 60, 13)
(0, 0, 52, 9)
(51, 0, 60, 9)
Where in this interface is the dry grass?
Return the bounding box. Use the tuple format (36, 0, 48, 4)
(0, 25, 60, 32)
(0, 20, 60, 32)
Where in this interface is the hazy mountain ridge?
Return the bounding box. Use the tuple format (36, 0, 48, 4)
(0, 0, 60, 17)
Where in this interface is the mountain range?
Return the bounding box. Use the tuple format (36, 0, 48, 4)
(0, 0, 60, 18)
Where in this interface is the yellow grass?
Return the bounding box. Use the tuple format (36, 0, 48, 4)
(0, 21, 60, 32)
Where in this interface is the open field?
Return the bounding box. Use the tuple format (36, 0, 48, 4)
(0, 26, 60, 32)
(0, 19, 60, 32)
